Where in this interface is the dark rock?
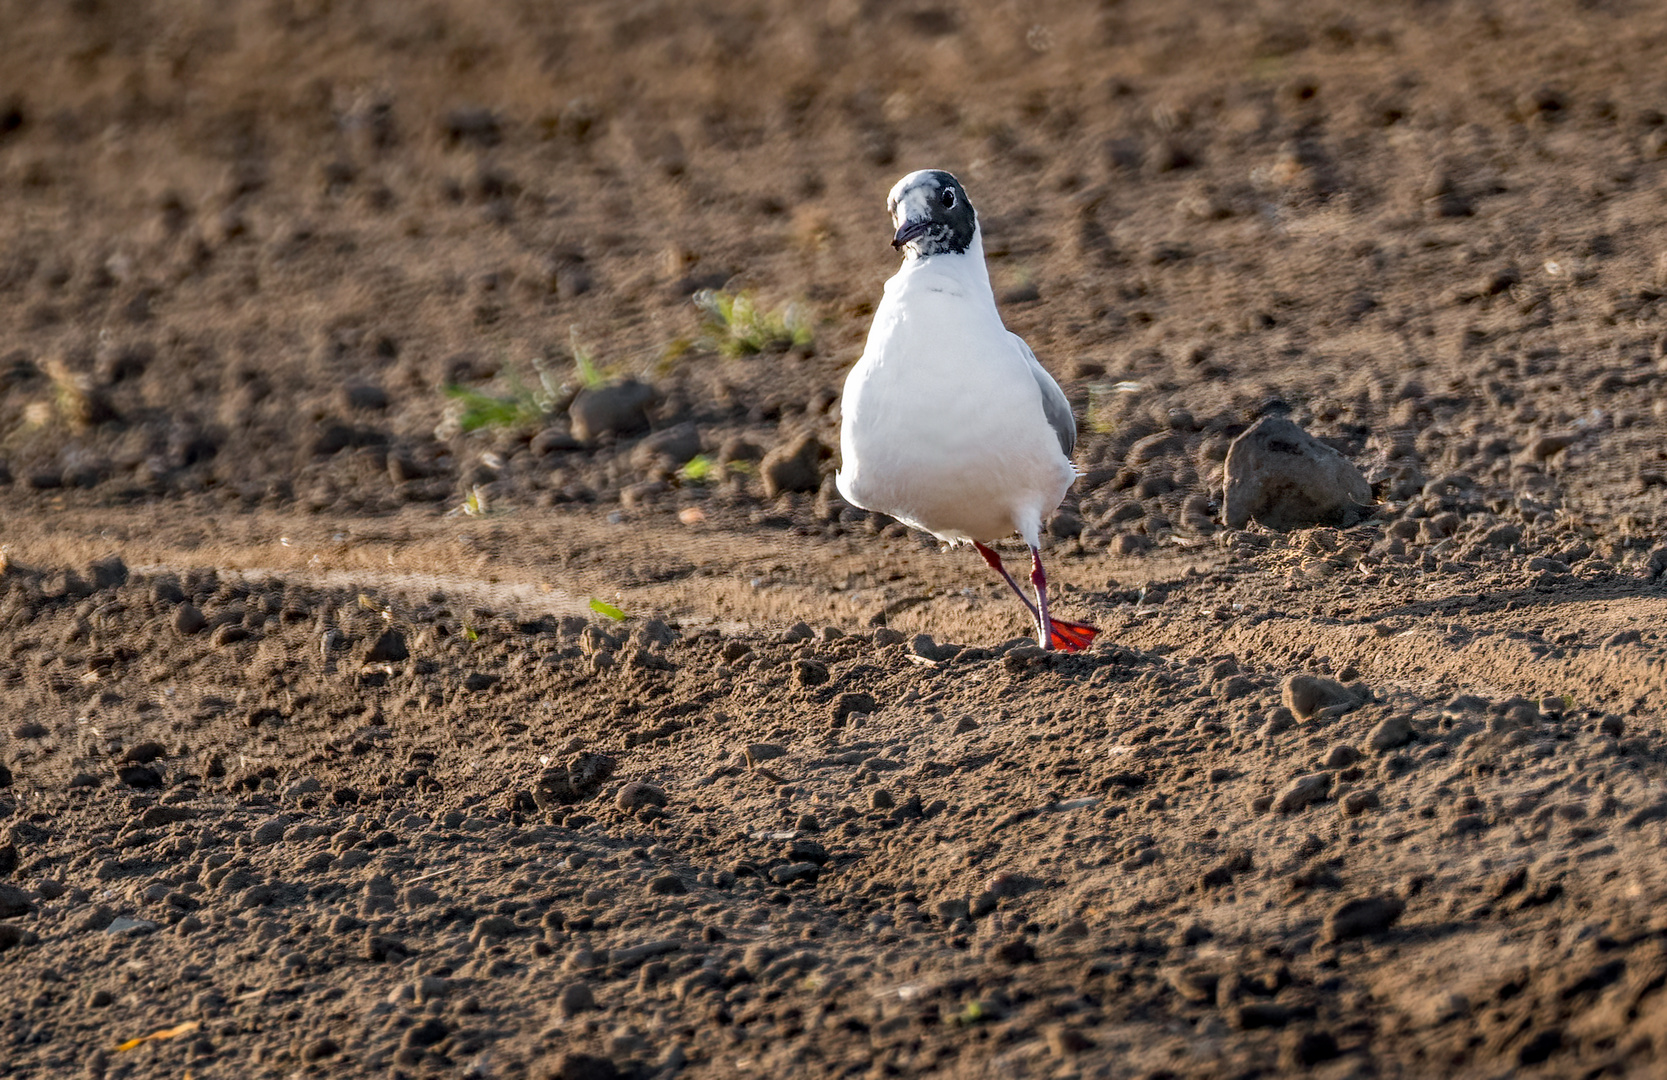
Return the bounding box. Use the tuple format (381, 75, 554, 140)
(537, 1053, 621, 1080)
(1326, 895, 1404, 940)
(344, 383, 389, 411)
(0, 883, 34, 917)
(630, 422, 702, 471)
(173, 603, 207, 636)
(1284, 1030, 1340, 1066)
(364, 629, 409, 663)
(1223, 416, 1373, 530)
(120, 741, 165, 765)
(648, 874, 687, 895)
(86, 555, 128, 590)
(402, 1018, 449, 1048)
(1276, 773, 1333, 814)
(530, 426, 582, 455)
(569, 380, 655, 443)
(116, 764, 163, 789)
(617, 781, 667, 812)
(760, 434, 827, 496)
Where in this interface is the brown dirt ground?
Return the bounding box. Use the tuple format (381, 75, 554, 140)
(5, 2, 1667, 1078)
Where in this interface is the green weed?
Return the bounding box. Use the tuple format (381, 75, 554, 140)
(693, 289, 813, 358)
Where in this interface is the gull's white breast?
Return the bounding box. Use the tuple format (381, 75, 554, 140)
(836, 255, 1075, 546)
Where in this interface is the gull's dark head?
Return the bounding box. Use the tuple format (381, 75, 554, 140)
(887, 169, 977, 258)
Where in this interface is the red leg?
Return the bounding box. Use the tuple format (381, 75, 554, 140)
(976, 541, 1098, 652)
(1028, 545, 1100, 653)
(974, 541, 1038, 617)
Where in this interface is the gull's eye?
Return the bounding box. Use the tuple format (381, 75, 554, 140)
(941, 188, 956, 209)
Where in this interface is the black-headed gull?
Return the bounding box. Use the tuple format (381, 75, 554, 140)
(836, 169, 1098, 651)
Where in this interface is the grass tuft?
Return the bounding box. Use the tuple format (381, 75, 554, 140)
(692, 289, 813, 358)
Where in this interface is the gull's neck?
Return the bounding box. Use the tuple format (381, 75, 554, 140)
(900, 226, 994, 303)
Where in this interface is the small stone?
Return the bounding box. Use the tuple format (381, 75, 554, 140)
(1282, 674, 1359, 720)
(402, 1018, 449, 1049)
(538, 1052, 621, 1080)
(616, 781, 667, 812)
(1275, 773, 1333, 814)
(760, 434, 827, 496)
(1222, 416, 1373, 530)
(629, 423, 702, 471)
(792, 659, 829, 687)
(569, 380, 655, 443)
(993, 938, 1037, 964)
(302, 1037, 340, 1062)
(87, 989, 114, 1008)
(104, 916, 158, 936)
(0, 884, 34, 917)
(252, 815, 292, 845)
(1369, 714, 1415, 752)
(173, 603, 207, 636)
(558, 982, 596, 1017)
(1283, 1030, 1341, 1067)
(1325, 744, 1361, 769)
(869, 789, 895, 811)
(1343, 789, 1381, 815)
(647, 874, 686, 896)
(364, 628, 408, 663)
(1325, 895, 1404, 940)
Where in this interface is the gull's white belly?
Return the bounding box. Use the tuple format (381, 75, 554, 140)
(836, 274, 1075, 544)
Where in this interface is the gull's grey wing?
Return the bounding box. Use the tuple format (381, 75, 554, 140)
(1011, 333, 1076, 458)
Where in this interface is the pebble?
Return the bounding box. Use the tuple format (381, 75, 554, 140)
(104, 916, 158, 936)
(1369, 715, 1415, 752)
(1342, 790, 1382, 815)
(1325, 744, 1361, 769)
(569, 380, 655, 443)
(557, 981, 596, 1017)
(616, 781, 667, 812)
(1325, 895, 1404, 940)
(173, 603, 207, 636)
(1275, 773, 1333, 814)
(251, 815, 292, 845)
(0, 884, 35, 918)
(538, 1052, 621, 1080)
(1282, 675, 1360, 720)
(760, 434, 827, 496)
(301, 1037, 341, 1062)
(363, 628, 408, 663)
(647, 874, 686, 895)
(1222, 416, 1373, 530)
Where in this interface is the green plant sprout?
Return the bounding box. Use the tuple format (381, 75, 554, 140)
(693, 289, 813, 358)
(589, 598, 627, 621)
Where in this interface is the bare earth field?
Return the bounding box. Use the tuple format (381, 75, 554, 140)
(5, 2, 1667, 1078)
